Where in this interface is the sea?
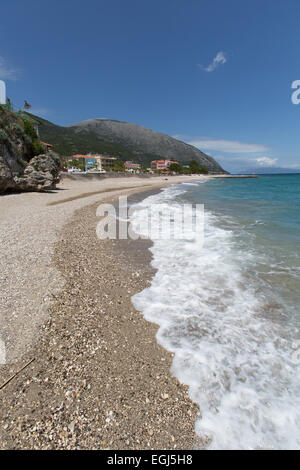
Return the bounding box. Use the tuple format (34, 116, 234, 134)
(130, 174, 300, 450)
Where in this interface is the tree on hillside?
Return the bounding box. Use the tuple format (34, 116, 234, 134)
(140, 163, 149, 172)
(189, 160, 209, 174)
(199, 166, 208, 174)
(169, 163, 183, 174)
(182, 166, 191, 174)
(189, 159, 201, 173)
(67, 159, 85, 171)
(113, 160, 125, 172)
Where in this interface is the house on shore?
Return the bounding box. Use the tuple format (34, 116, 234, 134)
(151, 159, 179, 174)
(67, 154, 116, 171)
(124, 161, 140, 172)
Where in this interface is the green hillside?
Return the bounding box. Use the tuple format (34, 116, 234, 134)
(25, 113, 226, 173)
(26, 114, 139, 160)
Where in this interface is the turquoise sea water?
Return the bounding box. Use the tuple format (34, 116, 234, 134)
(132, 174, 300, 449)
(184, 174, 300, 322)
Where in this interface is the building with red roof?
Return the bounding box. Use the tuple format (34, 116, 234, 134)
(151, 159, 179, 173)
(41, 142, 53, 153)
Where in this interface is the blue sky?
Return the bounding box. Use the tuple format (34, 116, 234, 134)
(1, 0, 300, 172)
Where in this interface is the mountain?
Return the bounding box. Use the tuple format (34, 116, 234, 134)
(29, 114, 226, 173)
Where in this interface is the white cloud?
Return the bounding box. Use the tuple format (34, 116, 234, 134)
(198, 51, 227, 72)
(172, 133, 189, 141)
(255, 157, 278, 166)
(207, 155, 278, 173)
(282, 163, 300, 169)
(0, 56, 19, 80)
(172, 134, 280, 172)
(188, 138, 268, 154)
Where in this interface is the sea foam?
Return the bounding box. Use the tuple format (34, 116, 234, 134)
(131, 185, 300, 450)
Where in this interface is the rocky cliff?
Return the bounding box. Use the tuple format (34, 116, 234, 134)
(0, 107, 61, 193)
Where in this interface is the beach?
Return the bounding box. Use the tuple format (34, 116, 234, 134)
(0, 174, 206, 449)
(1, 173, 299, 449)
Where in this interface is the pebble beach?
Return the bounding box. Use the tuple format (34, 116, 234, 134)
(0, 175, 205, 449)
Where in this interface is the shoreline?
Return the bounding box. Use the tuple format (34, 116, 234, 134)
(0, 175, 207, 449)
(0, 174, 204, 364)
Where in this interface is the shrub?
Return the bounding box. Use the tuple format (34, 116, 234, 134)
(188, 160, 208, 174)
(32, 140, 45, 155)
(10, 123, 24, 137)
(112, 160, 125, 171)
(0, 129, 9, 144)
(22, 118, 45, 156)
(23, 119, 37, 140)
(169, 163, 183, 174)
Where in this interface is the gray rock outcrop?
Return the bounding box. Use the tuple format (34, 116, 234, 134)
(13, 152, 61, 191)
